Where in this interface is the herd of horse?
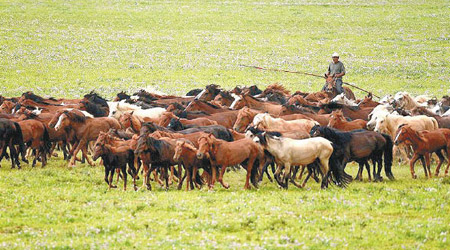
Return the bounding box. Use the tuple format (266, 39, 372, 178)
(1, 82, 450, 191)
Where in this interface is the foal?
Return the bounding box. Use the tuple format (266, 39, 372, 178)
(394, 125, 450, 178)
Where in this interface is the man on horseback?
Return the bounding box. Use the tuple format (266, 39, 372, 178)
(322, 52, 346, 94)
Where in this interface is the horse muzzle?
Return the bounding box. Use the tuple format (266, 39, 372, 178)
(196, 152, 204, 159)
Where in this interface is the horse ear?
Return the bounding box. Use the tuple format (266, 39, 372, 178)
(324, 73, 327, 78)
(130, 111, 134, 115)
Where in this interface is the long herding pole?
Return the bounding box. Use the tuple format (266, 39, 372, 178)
(239, 64, 380, 98)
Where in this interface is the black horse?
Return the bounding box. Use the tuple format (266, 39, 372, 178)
(0, 118, 27, 168)
(310, 125, 394, 181)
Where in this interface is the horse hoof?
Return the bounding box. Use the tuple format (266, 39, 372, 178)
(111, 185, 117, 188)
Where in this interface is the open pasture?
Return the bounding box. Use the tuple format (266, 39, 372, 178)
(1, 0, 450, 249)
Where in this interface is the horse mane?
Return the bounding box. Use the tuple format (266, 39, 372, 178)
(317, 126, 352, 146)
(84, 91, 108, 106)
(21, 91, 55, 105)
(205, 84, 221, 94)
(322, 102, 360, 111)
(218, 91, 233, 100)
(264, 83, 290, 96)
(64, 110, 87, 123)
(196, 100, 221, 109)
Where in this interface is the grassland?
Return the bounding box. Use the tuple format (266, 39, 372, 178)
(1, 0, 450, 249)
(0, 0, 449, 99)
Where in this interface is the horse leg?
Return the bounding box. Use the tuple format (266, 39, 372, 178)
(409, 154, 419, 179)
(434, 151, 445, 177)
(356, 163, 363, 181)
(81, 145, 95, 167)
(68, 141, 84, 167)
(419, 156, 427, 178)
(424, 153, 432, 178)
(209, 165, 218, 190)
(301, 168, 313, 188)
(218, 164, 230, 189)
(444, 146, 450, 176)
(122, 166, 127, 191)
(365, 161, 372, 182)
(243, 157, 257, 190)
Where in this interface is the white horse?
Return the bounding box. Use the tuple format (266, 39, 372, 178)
(252, 113, 319, 134)
(253, 132, 333, 188)
(393, 92, 427, 110)
(110, 100, 166, 120)
(366, 104, 393, 130)
(330, 93, 357, 106)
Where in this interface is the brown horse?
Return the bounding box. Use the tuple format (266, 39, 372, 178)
(173, 140, 210, 191)
(280, 105, 331, 126)
(358, 94, 380, 108)
(184, 100, 228, 114)
(230, 94, 284, 115)
(319, 103, 374, 121)
(0, 100, 16, 114)
(394, 125, 450, 178)
(18, 119, 51, 167)
(328, 110, 368, 131)
(48, 109, 121, 167)
(211, 91, 235, 108)
(323, 75, 356, 100)
(92, 142, 137, 191)
(287, 95, 321, 107)
(196, 134, 265, 190)
(158, 111, 218, 127)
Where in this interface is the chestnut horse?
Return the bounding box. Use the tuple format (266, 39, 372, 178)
(196, 134, 265, 190)
(327, 110, 368, 131)
(173, 140, 209, 191)
(394, 125, 450, 178)
(230, 94, 284, 115)
(48, 109, 121, 167)
(158, 111, 218, 127)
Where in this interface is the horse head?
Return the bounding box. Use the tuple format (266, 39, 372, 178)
(229, 93, 244, 110)
(394, 124, 411, 145)
(196, 134, 215, 159)
(168, 118, 183, 131)
(233, 107, 253, 132)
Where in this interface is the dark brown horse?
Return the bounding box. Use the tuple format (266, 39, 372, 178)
(0, 118, 27, 168)
(310, 126, 394, 182)
(18, 119, 51, 167)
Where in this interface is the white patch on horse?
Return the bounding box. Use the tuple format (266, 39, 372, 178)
(54, 114, 66, 131)
(229, 94, 241, 110)
(194, 89, 206, 100)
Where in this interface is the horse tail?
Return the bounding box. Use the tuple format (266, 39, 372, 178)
(382, 133, 394, 180)
(13, 122, 26, 157)
(42, 126, 52, 154)
(329, 144, 352, 187)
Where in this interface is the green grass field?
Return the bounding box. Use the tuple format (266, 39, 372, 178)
(1, 0, 450, 249)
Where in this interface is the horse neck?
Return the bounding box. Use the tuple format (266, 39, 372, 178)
(131, 116, 141, 132)
(403, 129, 423, 147)
(264, 137, 284, 156)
